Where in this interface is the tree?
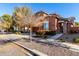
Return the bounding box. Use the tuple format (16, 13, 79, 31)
(1, 14, 13, 32)
(75, 22, 79, 26)
(13, 6, 46, 41)
(0, 18, 5, 31)
(13, 7, 32, 31)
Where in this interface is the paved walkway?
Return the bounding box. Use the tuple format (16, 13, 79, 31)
(62, 42, 79, 52)
(49, 34, 63, 39)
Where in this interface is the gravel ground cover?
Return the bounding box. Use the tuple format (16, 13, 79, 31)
(15, 39, 79, 56)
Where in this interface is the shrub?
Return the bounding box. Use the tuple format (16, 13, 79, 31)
(12, 30, 18, 33)
(36, 31, 44, 36)
(35, 30, 56, 39)
(73, 38, 79, 43)
(16, 32, 21, 35)
(59, 39, 66, 42)
(45, 31, 56, 35)
(42, 35, 48, 39)
(36, 31, 56, 36)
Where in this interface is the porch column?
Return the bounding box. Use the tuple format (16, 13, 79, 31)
(63, 21, 67, 34)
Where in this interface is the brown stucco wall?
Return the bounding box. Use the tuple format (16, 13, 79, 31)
(48, 16, 58, 31)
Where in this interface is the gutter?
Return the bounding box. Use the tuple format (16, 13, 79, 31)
(13, 42, 47, 56)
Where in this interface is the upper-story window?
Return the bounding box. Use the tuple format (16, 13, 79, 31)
(43, 21, 49, 30)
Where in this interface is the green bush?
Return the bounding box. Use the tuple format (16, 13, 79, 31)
(36, 31, 56, 36)
(73, 38, 79, 43)
(36, 31, 44, 36)
(35, 31, 56, 39)
(45, 31, 56, 35)
(16, 32, 21, 35)
(59, 39, 66, 42)
(42, 35, 48, 39)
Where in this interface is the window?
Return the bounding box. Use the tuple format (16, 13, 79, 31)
(43, 21, 49, 30)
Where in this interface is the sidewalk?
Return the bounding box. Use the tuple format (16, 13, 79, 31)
(0, 34, 29, 41)
(62, 42, 79, 52)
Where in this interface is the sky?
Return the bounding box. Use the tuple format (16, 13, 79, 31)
(0, 3, 79, 22)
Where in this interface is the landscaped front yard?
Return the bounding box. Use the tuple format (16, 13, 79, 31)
(15, 39, 79, 56)
(57, 33, 79, 44)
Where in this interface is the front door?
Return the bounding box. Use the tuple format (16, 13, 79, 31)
(63, 22, 68, 34)
(58, 23, 63, 33)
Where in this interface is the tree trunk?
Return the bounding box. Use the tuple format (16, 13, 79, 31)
(29, 27, 32, 41)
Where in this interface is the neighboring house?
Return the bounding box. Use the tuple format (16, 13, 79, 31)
(32, 11, 75, 34)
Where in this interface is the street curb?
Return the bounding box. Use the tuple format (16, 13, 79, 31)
(13, 42, 47, 56)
